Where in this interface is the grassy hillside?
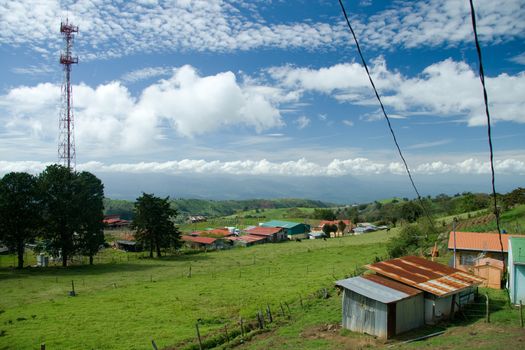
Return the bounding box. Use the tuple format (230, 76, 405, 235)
(0, 230, 391, 350)
(103, 198, 336, 220)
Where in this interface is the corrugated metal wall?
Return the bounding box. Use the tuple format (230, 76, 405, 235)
(395, 294, 424, 334)
(342, 289, 387, 338)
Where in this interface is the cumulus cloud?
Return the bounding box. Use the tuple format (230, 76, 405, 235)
(270, 58, 525, 125)
(0, 65, 283, 153)
(2, 157, 523, 177)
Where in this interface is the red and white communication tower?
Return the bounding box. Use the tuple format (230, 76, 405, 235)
(59, 20, 78, 169)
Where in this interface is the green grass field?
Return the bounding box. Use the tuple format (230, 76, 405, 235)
(0, 230, 392, 350)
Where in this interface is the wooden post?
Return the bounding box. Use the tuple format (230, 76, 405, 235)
(189, 264, 192, 278)
(520, 300, 523, 328)
(266, 304, 273, 323)
(285, 302, 291, 316)
(485, 293, 490, 323)
(70, 280, 76, 296)
(240, 317, 245, 340)
(280, 302, 286, 317)
(299, 294, 304, 308)
(151, 340, 158, 350)
(40, 343, 45, 350)
(195, 322, 203, 350)
(224, 324, 229, 342)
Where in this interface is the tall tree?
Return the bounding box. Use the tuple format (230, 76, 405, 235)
(76, 171, 105, 265)
(0, 172, 41, 269)
(38, 165, 105, 266)
(38, 165, 80, 267)
(132, 193, 181, 258)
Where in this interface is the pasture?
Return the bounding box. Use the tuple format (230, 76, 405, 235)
(0, 230, 391, 349)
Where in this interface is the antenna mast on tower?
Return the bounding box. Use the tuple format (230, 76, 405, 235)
(59, 19, 78, 169)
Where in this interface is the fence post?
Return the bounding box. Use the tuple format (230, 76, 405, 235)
(299, 294, 304, 309)
(266, 304, 273, 323)
(280, 302, 286, 317)
(224, 324, 229, 342)
(151, 340, 158, 350)
(40, 343, 45, 350)
(240, 317, 245, 340)
(520, 300, 523, 328)
(195, 322, 203, 350)
(485, 293, 490, 323)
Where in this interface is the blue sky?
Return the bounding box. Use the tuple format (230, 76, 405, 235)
(0, 0, 524, 202)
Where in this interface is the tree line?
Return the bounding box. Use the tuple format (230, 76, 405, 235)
(0, 165, 182, 268)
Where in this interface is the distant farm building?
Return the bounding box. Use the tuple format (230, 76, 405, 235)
(227, 234, 267, 247)
(182, 236, 227, 250)
(336, 274, 424, 339)
(260, 220, 310, 239)
(115, 240, 140, 252)
(508, 236, 525, 305)
(365, 256, 484, 324)
(188, 215, 207, 223)
(245, 226, 286, 242)
(103, 215, 131, 229)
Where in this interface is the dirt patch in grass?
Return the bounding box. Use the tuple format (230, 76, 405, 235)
(301, 323, 384, 349)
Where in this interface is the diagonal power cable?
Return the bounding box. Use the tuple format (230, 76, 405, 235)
(337, 0, 435, 231)
(468, 0, 505, 269)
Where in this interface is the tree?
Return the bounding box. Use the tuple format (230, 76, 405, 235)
(337, 220, 347, 234)
(76, 171, 105, 265)
(38, 165, 105, 267)
(400, 201, 423, 223)
(132, 193, 181, 258)
(322, 223, 337, 237)
(0, 172, 41, 268)
(312, 209, 336, 220)
(386, 224, 421, 258)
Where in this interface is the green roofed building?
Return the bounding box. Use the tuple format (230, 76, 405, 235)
(260, 220, 310, 240)
(508, 236, 525, 305)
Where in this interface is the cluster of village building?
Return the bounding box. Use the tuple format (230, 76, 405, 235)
(103, 214, 525, 338)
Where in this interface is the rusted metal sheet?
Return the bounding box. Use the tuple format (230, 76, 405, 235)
(365, 256, 484, 297)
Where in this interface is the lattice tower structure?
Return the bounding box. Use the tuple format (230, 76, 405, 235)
(59, 20, 78, 170)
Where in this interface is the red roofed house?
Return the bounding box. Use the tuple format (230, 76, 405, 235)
(103, 215, 131, 229)
(245, 226, 286, 242)
(182, 235, 228, 250)
(200, 228, 234, 238)
(447, 231, 525, 289)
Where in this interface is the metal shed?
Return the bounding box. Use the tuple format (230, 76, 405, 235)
(260, 220, 310, 239)
(336, 274, 424, 339)
(366, 256, 484, 324)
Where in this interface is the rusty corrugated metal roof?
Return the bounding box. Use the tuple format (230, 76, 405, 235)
(365, 256, 484, 297)
(362, 274, 422, 297)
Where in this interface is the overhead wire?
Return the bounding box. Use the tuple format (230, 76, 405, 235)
(336, 0, 436, 232)
(467, 0, 506, 270)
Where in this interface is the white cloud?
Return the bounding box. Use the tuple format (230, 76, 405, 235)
(1, 0, 522, 60)
(294, 116, 310, 129)
(359, 0, 525, 49)
(342, 120, 354, 127)
(120, 66, 172, 83)
(2, 157, 523, 177)
(270, 58, 525, 125)
(510, 52, 525, 65)
(0, 65, 283, 153)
